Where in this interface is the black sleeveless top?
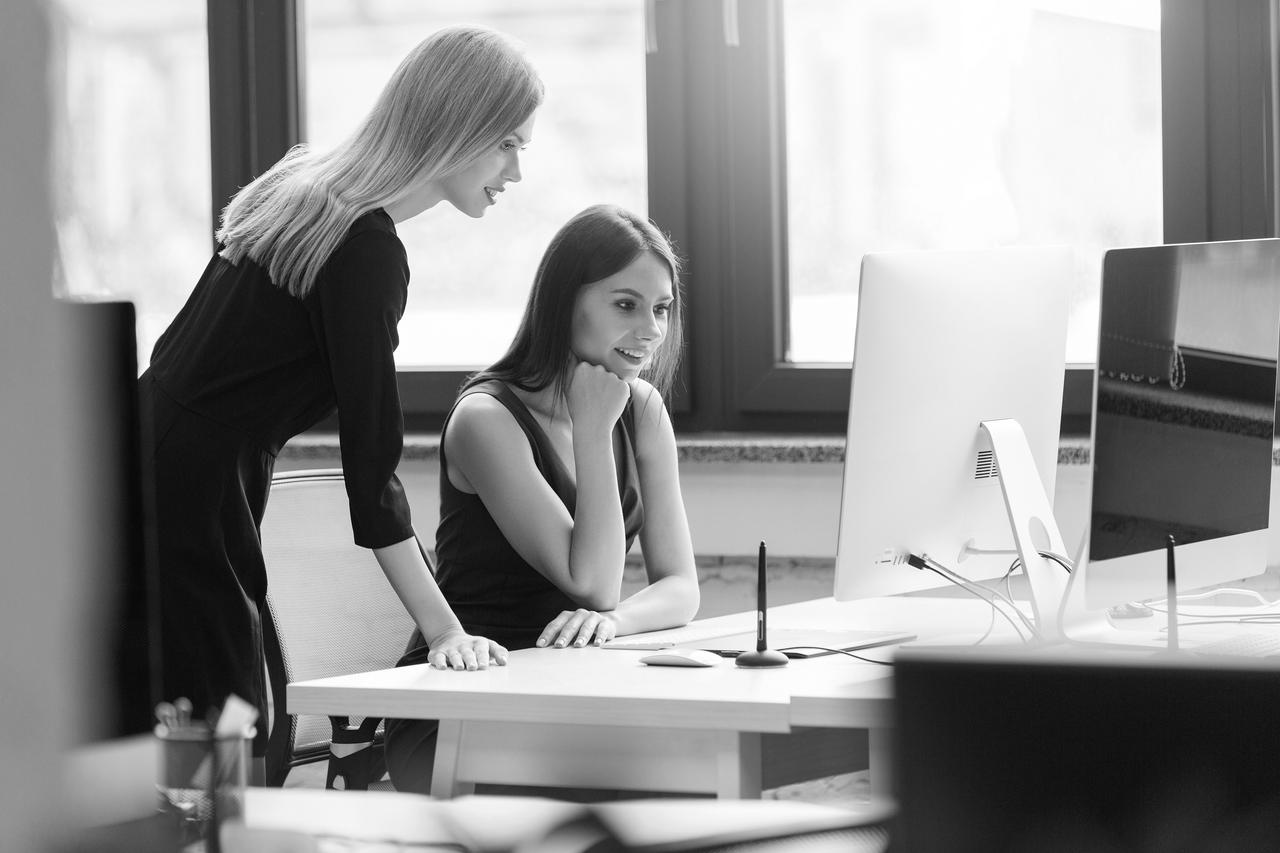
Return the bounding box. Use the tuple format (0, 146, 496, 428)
(399, 380, 644, 661)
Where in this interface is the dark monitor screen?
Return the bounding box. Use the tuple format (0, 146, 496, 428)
(1086, 238, 1280, 606)
(63, 300, 158, 740)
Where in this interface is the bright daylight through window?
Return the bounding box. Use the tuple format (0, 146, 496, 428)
(783, 0, 1162, 364)
(304, 0, 648, 368)
(48, 0, 211, 365)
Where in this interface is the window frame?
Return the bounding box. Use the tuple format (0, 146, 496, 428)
(207, 0, 1277, 435)
(207, 0, 301, 243)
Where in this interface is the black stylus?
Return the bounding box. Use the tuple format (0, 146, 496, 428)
(756, 540, 767, 650)
(1166, 534, 1179, 651)
(736, 540, 789, 668)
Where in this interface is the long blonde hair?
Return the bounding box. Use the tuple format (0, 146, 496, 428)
(216, 25, 543, 297)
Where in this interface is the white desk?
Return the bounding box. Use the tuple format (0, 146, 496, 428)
(288, 595, 1017, 799)
(290, 643, 792, 798)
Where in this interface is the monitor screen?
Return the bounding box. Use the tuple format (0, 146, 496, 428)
(62, 300, 159, 740)
(1084, 239, 1280, 608)
(834, 247, 1072, 601)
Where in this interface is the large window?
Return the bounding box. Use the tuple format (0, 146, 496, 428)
(208, 0, 1275, 433)
(302, 0, 648, 368)
(48, 0, 210, 365)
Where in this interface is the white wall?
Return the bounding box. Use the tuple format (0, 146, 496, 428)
(1, 3, 94, 849)
(282, 454, 1092, 560)
(283, 451, 1280, 577)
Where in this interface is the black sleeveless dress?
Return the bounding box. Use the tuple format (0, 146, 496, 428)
(385, 380, 644, 792)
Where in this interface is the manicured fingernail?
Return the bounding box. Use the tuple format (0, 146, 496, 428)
(555, 639, 566, 647)
(536, 638, 547, 647)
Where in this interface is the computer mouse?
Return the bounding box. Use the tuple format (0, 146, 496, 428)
(639, 648, 722, 667)
(1107, 602, 1154, 619)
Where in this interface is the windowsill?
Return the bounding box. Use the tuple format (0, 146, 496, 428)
(280, 432, 1097, 465)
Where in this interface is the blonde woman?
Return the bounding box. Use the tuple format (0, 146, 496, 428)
(137, 26, 542, 765)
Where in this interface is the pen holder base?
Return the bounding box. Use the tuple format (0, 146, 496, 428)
(735, 649, 790, 668)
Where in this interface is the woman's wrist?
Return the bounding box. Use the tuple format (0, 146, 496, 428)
(426, 622, 467, 647)
(599, 609, 629, 636)
(571, 421, 615, 449)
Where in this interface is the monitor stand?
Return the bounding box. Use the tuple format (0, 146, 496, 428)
(981, 419, 1070, 640)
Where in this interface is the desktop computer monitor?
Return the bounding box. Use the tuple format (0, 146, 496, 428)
(834, 247, 1072, 602)
(62, 300, 159, 740)
(1082, 238, 1280, 609)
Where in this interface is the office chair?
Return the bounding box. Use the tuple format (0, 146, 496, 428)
(260, 468, 417, 790)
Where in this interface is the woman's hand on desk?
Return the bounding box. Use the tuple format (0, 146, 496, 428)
(426, 629, 509, 670)
(537, 608, 619, 648)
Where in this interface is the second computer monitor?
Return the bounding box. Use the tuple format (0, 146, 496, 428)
(834, 247, 1072, 600)
(1083, 238, 1280, 608)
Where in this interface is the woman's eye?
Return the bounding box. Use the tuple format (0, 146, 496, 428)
(615, 300, 635, 312)
(654, 304, 671, 317)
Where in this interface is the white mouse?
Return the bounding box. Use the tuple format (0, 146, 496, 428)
(640, 648, 722, 667)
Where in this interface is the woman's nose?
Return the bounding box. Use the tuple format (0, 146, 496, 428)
(637, 312, 662, 341)
(503, 151, 522, 184)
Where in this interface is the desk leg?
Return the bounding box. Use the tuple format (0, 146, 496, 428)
(430, 720, 476, 799)
(868, 727, 892, 797)
(715, 732, 763, 799)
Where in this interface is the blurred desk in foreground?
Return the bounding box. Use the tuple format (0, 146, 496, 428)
(235, 787, 893, 852)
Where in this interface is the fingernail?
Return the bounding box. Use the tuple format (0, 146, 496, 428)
(555, 639, 566, 648)
(575, 639, 585, 647)
(536, 639, 546, 647)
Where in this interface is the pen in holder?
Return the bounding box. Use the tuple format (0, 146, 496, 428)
(736, 541, 789, 668)
(155, 696, 257, 853)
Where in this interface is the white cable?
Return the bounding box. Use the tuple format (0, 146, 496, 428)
(920, 554, 1039, 639)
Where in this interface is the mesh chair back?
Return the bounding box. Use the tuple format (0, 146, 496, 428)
(260, 469, 417, 784)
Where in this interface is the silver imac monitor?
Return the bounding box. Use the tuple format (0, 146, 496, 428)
(834, 247, 1072, 604)
(1082, 238, 1280, 609)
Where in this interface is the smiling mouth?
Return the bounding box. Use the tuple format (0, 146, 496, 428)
(615, 347, 648, 365)
(484, 186, 500, 202)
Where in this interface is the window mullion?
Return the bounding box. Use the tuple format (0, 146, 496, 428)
(206, 0, 301, 246)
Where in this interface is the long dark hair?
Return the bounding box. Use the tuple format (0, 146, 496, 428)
(465, 204, 684, 401)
